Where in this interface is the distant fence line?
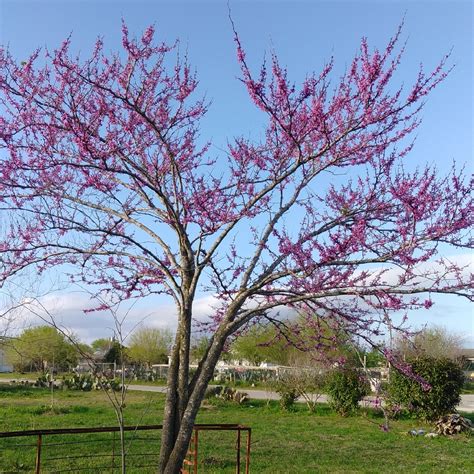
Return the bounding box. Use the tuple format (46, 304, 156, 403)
(93, 363, 391, 384)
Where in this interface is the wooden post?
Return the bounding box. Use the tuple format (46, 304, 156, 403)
(35, 434, 42, 474)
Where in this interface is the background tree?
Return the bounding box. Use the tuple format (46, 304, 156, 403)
(231, 325, 292, 366)
(190, 336, 211, 365)
(363, 347, 387, 368)
(394, 326, 465, 361)
(231, 315, 360, 367)
(75, 341, 93, 358)
(7, 326, 78, 372)
(91, 338, 114, 353)
(0, 23, 471, 472)
(103, 340, 128, 366)
(128, 326, 173, 367)
(89, 338, 127, 365)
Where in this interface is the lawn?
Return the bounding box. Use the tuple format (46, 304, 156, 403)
(0, 372, 39, 380)
(0, 384, 472, 473)
(461, 380, 474, 394)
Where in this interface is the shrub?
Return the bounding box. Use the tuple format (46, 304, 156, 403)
(387, 356, 464, 420)
(273, 368, 326, 412)
(326, 368, 370, 416)
(274, 384, 299, 411)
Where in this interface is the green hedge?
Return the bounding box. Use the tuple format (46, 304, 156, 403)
(387, 356, 464, 420)
(326, 368, 369, 416)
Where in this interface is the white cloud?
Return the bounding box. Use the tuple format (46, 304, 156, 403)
(0, 291, 172, 343)
(1, 252, 471, 346)
(355, 253, 473, 288)
(0, 291, 226, 343)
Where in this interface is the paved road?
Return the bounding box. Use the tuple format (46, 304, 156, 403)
(2, 379, 473, 412)
(127, 384, 474, 413)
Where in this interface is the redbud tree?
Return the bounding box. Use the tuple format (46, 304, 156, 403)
(0, 23, 472, 472)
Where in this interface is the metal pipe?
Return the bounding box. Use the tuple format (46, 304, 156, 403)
(245, 429, 251, 474)
(35, 434, 42, 474)
(236, 428, 241, 474)
(194, 429, 198, 474)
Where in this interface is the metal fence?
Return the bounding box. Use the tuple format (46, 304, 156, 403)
(0, 423, 251, 473)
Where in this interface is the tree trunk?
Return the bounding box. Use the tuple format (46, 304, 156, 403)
(159, 329, 227, 473)
(159, 330, 181, 471)
(159, 301, 193, 471)
(177, 303, 192, 420)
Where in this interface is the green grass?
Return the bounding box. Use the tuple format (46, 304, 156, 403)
(0, 372, 39, 379)
(461, 380, 474, 394)
(0, 384, 472, 473)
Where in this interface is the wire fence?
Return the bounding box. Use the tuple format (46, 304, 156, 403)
(0, 424, 251, 473)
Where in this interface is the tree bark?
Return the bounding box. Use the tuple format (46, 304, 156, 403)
(159, 328, 227, 473)
(177, 303, 192, 420)
(158, 332, 181, 471)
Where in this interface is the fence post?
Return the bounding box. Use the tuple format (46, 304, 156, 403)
(194, 429, 198, 474)
(35, 434, 42, 474)
(236, 428, 241, 474)
(245, 429, 251, 474)
(111, 430, 116, 472)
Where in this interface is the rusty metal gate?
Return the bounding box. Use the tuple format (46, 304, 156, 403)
(0, 423, 251, 473)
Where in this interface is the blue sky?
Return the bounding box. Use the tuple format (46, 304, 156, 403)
(0, 0, 472, 344)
